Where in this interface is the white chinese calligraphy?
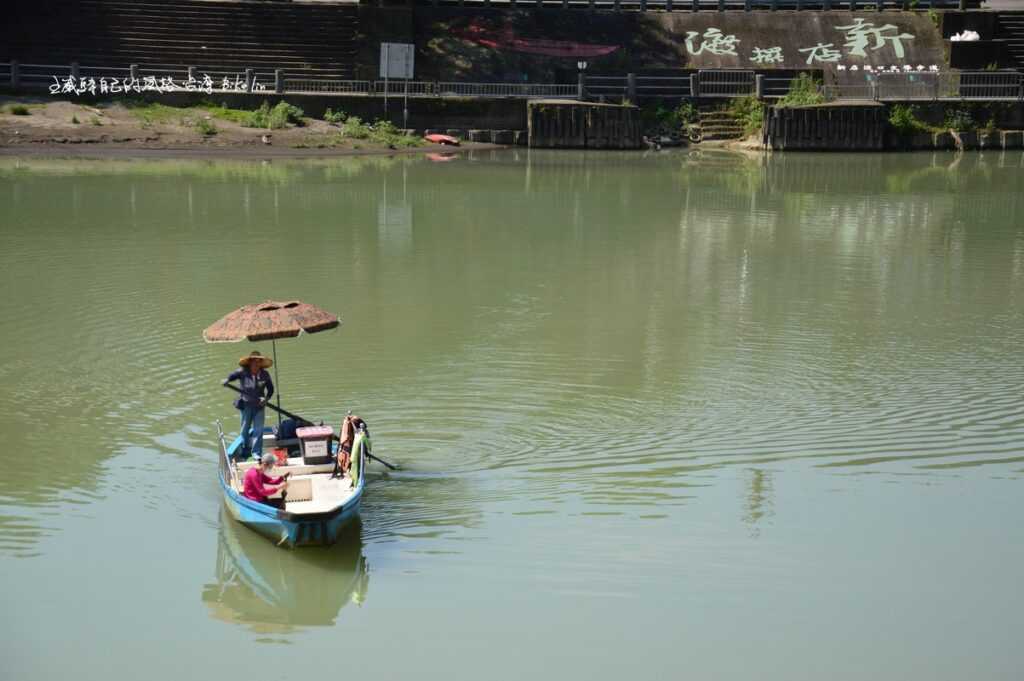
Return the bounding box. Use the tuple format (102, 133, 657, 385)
(836, 18, 915, 59)
(750, 46, 785, 64)
(685, 28, 740, 57)
(48, 73, 262, 96)
(798, 42, 843, 65)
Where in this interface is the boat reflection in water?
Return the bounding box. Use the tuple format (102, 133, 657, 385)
(202, 507, 369, 634)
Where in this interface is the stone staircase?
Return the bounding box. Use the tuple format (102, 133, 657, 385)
(995, 12, 1024, 71)
(698, 108, 746, 141)
(3, 0, 361, 79)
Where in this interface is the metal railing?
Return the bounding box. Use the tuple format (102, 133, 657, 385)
(698, 70, 755, 97)
(826, 71, 1024, 102)
(4, 62, 1020, 104)
(636, 75, 692, 99)
(285, 79, 372, 94)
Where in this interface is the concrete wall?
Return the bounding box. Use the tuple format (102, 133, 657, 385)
(413, 9, 948, 81)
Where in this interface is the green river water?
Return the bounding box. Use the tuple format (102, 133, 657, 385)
(1, 149, 1022, 680)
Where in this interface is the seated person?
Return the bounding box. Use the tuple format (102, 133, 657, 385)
(243, 453, 289, 508)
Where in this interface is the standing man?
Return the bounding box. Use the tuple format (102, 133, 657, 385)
(224, 350, 275, 460)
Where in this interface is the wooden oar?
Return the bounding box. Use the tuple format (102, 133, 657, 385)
(223, 383, 313, 425)
(222, 383, 400, 470)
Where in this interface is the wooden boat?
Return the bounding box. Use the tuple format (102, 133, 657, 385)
(215, 421, 369, 548)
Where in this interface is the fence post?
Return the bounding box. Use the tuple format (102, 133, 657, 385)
(871, 81, 878, 101)
(188, 66, 197, 84)
(755, 74, 764, 99)
(719, 0, 725, 10)
(691, 73, 699, 98)
(245, 68, 254, 92)
(275, 69, 284, 94)
(578, 72, 586, 101)
(745, 0, 751, 9)
(130, 64, 139, 82)
(627, 73, 637, 102)
(71, 61, 80, 81)
(770, 0, 777, 10)
(691, 0, 698, 11)
(10, 61, 18, 89)
(666, 0, 673, 11)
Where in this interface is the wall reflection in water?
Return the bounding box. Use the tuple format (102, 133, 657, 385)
(201, 508, 368, 635)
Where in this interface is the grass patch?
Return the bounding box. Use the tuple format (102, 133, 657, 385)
(90, 116, 103, 126)
(201, 103, 254, 125)
(71, 115, 80, 125)
(777, 73, 826, 108)
(125, 101, 184, 125)
(9, 105, 31, 116)
(202, 100, 305, 129)
(729, 96, 765, 136)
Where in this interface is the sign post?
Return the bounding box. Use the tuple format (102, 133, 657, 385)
(380, 43, 414, 126)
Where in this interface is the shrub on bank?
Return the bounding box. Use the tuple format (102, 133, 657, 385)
(323, 107, 347, 124)
(730, 96, 765, 136)
(777, 74, 825, 108)
(195, 118, 218, 136)
(641, 102, 697, 135)
(247, 101, 305, 129)
(943, 108, 976, 132)
(888, 104, 930, 136)
(337, 117, 422, 148)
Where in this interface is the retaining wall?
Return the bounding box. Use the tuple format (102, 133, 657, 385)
(763, 103, 887, 150)
(528, 99, 642, 148)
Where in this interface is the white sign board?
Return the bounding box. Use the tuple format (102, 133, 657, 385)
(380, 43, 414, 80)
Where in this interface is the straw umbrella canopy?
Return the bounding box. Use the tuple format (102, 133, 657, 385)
(204, 300, 340, 422)
(203, 300, 339, 343)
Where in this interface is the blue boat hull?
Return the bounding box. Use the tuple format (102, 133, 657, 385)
(219, 431, 365, 548)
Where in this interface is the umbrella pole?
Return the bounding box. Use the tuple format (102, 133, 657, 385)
(272, 339, 282, 430)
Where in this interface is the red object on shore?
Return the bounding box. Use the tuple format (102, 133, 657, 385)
(425, 134, 460, 146)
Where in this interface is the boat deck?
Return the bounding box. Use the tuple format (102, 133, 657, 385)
(234, 457, 357, 515)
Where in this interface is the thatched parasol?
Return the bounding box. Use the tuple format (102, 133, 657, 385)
(203, 300, 339, 343)
(204, 300, 340, 424)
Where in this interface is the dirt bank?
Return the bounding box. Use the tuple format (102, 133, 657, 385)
(0, 97, 495, 158)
